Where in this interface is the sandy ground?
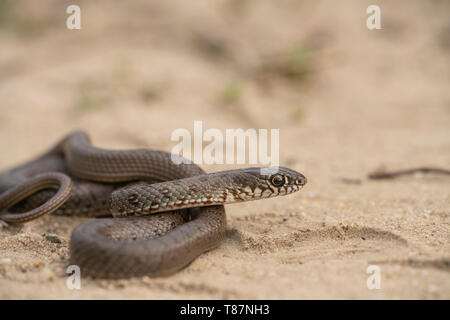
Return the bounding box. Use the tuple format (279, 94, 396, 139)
(0, 0, 449, 299)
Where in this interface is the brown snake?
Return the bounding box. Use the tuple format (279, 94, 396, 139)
(0, 131, 307, 278)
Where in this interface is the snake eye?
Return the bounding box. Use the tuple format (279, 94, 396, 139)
(270, 174, 284, 187)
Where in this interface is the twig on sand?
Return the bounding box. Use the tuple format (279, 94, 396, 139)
(368, 167, 450, 180)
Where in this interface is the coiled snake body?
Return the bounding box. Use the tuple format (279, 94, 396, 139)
(0, 131, 306, 278)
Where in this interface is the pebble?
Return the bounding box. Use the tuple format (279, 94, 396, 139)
(423, 209, 431, 219)
(1, 258, 12, 264)
(45, 235, 62, 244)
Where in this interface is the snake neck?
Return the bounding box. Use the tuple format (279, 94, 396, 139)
(109, 178, 240, 217)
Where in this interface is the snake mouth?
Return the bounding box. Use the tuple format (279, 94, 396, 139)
(282, 171, 307, 190)
(296, 174, 307, 187)
(281, 173, 307, 194)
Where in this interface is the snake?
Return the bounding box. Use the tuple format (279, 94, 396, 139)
(0, 130, 307, 278)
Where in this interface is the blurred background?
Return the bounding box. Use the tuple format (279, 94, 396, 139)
(0, 0, 449, 299)
(0, 0, 448, 173)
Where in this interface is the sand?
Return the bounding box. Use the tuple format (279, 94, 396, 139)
(0, 0, 448, 299)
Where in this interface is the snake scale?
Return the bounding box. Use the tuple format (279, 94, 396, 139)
(0, 131, 307, 278)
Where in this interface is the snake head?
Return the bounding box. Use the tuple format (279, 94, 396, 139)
(226, 166, 307, 201)
(260, 166, 307, 195)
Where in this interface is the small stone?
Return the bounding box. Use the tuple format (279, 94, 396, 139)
(45, 235, 62, 244)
